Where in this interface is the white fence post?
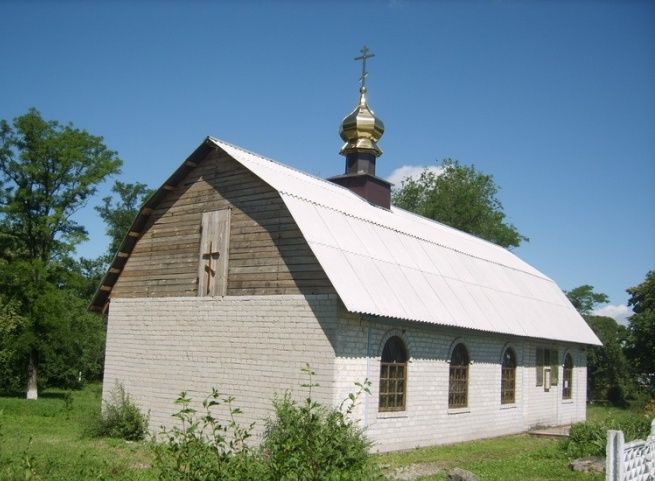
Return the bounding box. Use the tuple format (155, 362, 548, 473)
(606, 429, 624, 481)
(606, 419, 655, 481)
(648, 419, 655, 476)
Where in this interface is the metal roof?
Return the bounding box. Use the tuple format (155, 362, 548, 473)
(90, 137, 600, 346)
(210, 138, 601, 346)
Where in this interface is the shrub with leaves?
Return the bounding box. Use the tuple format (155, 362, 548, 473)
(564, 413, 653, 458)
(152, 388, 266, 481)
(90, 383, 148, 441)
(262, 365, 382, 481)
(152, 366, 382, 480)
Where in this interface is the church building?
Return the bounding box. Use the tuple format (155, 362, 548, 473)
(91, 49, 601, 452)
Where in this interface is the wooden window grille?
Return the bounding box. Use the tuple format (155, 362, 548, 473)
(379, 336, 408, 412)
(562, 353, 573, 400)
(501, 347, 517, 404)
(448, 343, 469, 409)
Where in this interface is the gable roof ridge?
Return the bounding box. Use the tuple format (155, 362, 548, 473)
(208, 136, 365, 196)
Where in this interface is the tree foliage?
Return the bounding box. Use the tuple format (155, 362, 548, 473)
(392, 160, 527, 248)
(0, 108, 122, 262)
(0, 299, 29, 392)
(565, 285, 610, 316)
(565, 284, 633, 404)
(0, 109, 121, 396)
(625, 270, 655, 393)
(95, 181, 152, 262)
(584, 315, 631, 405)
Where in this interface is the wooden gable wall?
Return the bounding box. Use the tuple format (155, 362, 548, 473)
(111, 148, 334, 298)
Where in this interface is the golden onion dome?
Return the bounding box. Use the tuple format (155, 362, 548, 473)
(339, 86, 385, 157)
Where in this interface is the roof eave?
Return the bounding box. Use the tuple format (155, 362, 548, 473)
(88, 138, 216, 312)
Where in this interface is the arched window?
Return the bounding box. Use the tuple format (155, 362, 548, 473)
(501, 347, 517, 404)
(448, 343, 469, 409)
(379, 336, 408, 412)
(562, 353, 573, 400)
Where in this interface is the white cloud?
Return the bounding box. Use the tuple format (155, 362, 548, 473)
(387, 165, 443, 187)
(593, 304, 633, 326)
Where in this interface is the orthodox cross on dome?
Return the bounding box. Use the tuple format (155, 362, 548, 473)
(354, 45, 375, 92)
(201, 240, 220, 295)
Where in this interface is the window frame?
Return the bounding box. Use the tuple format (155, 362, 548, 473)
(378, 336, 408, 413)
(536, 347, 559, 389)
(501, 347, 517, 405)
(562, 353, 573, 400)
(448, 343, 470, 409)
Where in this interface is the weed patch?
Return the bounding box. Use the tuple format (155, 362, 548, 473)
(152, 388, 266, 481)
(152, 365, 382, 481)
(563, 411, 653, 458)
(87, 383, 149, 441)
(262, 366, 382, 481)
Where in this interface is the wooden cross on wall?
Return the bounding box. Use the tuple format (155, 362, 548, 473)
(201, 241, 220, 295)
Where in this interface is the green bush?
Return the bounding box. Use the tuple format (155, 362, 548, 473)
(152, 366, 382, 481)
(262, 366, 381, 481)
(88, 383, 148, 441)
(564, 413, 653, 458)
(152, 388, 266, 481)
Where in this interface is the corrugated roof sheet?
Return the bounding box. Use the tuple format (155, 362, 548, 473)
(209, 138, 601, 346)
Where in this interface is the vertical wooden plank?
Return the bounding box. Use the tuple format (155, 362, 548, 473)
(214, 209, 231, 296)
(197, 212, 211, 296)
(198, 209, 231, 297)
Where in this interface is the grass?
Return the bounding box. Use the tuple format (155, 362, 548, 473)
(377, 434, 603, 481)
(0, 384, 634, 481)
(587, 403, 641, 423)
(0, 384, 153, 481)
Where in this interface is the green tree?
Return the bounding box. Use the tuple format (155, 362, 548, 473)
(565, 285, 610, 316)
(564, 285, 632, 403)
(584, 315, 631, 405)
(57, 255, 107, 302)
(95, 181, 152, 262)
(0, 108, 121, 398)
(0, 298, 29, 392)
(392, 160, 527, 248)
(625, 270, 655, 393)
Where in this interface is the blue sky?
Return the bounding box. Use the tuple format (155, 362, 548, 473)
(1, 1, 653, 321)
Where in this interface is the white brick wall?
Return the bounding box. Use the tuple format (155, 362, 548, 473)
(332, 306, 588, 452)
(102, 294, 339, 440)
(103, 294, 588, 452)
